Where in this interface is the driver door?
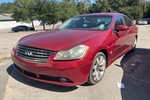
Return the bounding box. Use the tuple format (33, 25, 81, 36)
(112, 15, 127, 59)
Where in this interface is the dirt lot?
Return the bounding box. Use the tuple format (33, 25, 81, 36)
(0, 25, 150, 100)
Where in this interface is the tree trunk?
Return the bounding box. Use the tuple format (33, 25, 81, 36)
(42, 21, 45, 30)
(31, 20, 34, 29)
(52, 24, 55, 29)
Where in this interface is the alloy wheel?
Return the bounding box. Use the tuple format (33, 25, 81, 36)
(87, 52, 106, 85)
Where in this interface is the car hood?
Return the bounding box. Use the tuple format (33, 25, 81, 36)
(19, 29, 105, 51)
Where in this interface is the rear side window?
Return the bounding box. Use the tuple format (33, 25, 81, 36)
(114, 15, 124, 28)
(123, 16, 132, 26)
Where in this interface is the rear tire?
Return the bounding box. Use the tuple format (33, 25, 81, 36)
(87, 52, 107, 85)
(131, 37, 137, 51)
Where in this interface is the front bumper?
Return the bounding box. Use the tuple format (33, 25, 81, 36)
(11, 48, 92, 86)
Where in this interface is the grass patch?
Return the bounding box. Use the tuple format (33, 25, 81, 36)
(0, 56, 11, 63)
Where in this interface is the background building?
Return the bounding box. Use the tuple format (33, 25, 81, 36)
(0, 14, 40, 29)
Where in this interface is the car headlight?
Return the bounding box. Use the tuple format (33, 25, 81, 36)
(54, 45, 89, 60)
(11, 42, 18, 56)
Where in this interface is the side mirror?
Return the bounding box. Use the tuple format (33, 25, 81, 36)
(115, 25, 129, 31)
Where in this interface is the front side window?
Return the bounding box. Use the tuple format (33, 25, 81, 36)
(123, 16, 132, 26)
(114, 15, 124, 28)
(59, 16, 112, 30)
(141, 19, 147, 21)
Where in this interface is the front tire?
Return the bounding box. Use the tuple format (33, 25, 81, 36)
(87, 52, 107, 85)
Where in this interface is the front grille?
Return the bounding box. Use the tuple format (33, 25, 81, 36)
(17, 45, 52, 63)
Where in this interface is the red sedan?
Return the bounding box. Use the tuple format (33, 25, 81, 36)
(11, 13, 138, 86)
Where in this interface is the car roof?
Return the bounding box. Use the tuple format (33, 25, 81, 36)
(77, 13, 123, 17)
(16, 25, 27, 27)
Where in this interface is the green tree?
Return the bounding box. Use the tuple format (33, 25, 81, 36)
(12, 0, 36, 28)
(0, 2, 14, 13)
(119, 0, 147, 19)
(33, 0, 48, 30)
(129, 0, 146, 17)
(34, 0, 61, 29)
(76, 0, 91, 14)
(89, 0, 112, 13)
(107, 0, 123, 12)
(145, 1, 150, 17)
(59, 0, 79, 22)
(76, 2, 88, 14)
(47, 0, 61, 29)
(120, 6, 143, 19)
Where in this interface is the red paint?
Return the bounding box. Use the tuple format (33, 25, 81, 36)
(11, 13, 138, 86)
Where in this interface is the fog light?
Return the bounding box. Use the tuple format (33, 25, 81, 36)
(59, 78, 67, 82)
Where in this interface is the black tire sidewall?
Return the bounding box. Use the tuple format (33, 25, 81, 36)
(131, 37, 137, 51)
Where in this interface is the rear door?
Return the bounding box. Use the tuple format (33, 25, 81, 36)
(122, 15, 135, 49)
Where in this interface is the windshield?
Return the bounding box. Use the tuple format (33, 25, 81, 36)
(59, 16, 112, 30)
(142, 19, 146, 21)
(139, 19, 146, 21)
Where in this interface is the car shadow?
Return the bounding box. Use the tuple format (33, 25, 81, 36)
(8, 30, 39, 33)
(118, 48, 150, 100)
(7, 29, 56, 33)
(7, 65, 78, 92)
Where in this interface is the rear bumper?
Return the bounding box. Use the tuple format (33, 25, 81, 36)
(11, 48, 92, 86)
(138, 22, 147, 25)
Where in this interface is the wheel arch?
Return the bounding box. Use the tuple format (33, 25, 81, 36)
(99, 49, 109, 67)
(135, 35, 138, 40)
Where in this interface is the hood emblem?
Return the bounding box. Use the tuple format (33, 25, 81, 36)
(25, 51, 33, 56)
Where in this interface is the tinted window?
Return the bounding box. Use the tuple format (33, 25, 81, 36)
(59, 16, 112, 30)
(141, 19, 146, 21)
(23, 26, 27, 28)
(123, 16, 132, 26)
(115, 15, 124, 28)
